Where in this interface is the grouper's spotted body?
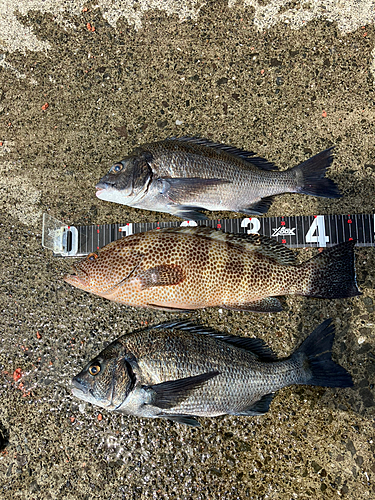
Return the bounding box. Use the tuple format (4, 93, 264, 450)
(64, 227, 360, 312)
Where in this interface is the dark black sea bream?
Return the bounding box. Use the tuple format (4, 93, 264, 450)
(95, 137, 341, 219)
(71, 319, 353, 427)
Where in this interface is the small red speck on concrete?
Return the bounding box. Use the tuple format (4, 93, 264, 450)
(36, 331, 41, 339)
(13, 368, 22, 382)
(97, 414, 103, 421)
(322, 110, 327, 118)
(87, 23, 95, 32)
(41, 103, 49, 111)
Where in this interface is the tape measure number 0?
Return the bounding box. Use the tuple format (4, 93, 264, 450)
(42, 213, 375, 257)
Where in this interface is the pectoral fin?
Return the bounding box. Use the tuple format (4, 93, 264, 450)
(147, 371, 220, 409)
(159, 177, 230, 203)
(223, 297, 283, 313)
(102, 261, 184, 297)
(232, 393, 275, 416)
(137, 264, 186, 289)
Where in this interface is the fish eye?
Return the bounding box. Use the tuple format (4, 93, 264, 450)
(111, 163, 123, 173)
(88, 364, 101, 376)
(87, 253, 98, 261)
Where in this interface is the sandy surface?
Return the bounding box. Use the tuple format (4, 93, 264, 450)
(0, 1, 375, 499)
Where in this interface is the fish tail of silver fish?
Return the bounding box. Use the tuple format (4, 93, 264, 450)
(291, 319, 353, 388)
(291, 148, 341, 199)
(295, 240, 361, 298)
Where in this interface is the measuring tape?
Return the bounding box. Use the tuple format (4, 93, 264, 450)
(42, 213, 375, 257)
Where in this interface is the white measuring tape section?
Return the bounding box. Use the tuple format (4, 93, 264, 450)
(42, 213, 375, 257)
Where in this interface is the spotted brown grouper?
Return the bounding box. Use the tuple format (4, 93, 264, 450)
(64, 227, 360, 312)
(71, 319, 353, 427)
(95, 137, 340, 220)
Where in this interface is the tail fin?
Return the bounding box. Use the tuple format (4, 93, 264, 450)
(294, 319, 353, 388)
(300, 240, 361, 299)
(293, 148, 341, 199)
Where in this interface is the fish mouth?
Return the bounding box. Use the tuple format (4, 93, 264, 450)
(96, 180, 109, 190)
(64, 273, 84, 286)
(95, 181, 110, 198)
(64, 264, 90, 287)
(95, 181, 132, 204)
(71, 376, 88, 395)
(71, 378, 111, 408)
(71, 377, 115, 409)
(95, 188, 105, 199)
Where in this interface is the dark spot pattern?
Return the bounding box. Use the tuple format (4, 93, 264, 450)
(65, 228, 354, 310)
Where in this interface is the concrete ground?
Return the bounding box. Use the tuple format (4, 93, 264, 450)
(0, 1, 374, 498)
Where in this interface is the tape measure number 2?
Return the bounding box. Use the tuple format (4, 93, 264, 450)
(42, 213, 375, 256)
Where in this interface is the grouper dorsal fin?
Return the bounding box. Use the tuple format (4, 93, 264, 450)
(154, 321, 278, 361)
(159, 227, 298, 266)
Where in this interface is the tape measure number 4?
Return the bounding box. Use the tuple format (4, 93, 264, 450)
(42, 213, 375, 257)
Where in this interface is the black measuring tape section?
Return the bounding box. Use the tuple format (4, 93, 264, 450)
(60, 213, 375, 257)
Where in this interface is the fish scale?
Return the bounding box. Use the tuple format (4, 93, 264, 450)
(95, 137, 341, 220)
(71, 320, 353, 427)
(64, 226, 360, 313)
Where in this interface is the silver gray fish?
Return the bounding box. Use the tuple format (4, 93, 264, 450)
(72, 319, 352, 427)
(95, 137, 340, 219)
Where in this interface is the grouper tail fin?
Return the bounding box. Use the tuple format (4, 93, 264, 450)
(293, 319, 353, 388)
(299, 240, 361, 299)
(292, 148, 341, 199)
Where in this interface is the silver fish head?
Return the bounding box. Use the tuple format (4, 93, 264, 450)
(71, 340, 135, 410)
(96, 154, 152, 206)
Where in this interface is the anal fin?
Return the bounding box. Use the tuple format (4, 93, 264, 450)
(232, 393, 275, 416)
(161, 415, 201, 427)
(240, 196, 275, 216)
(223, 297, 283, 313)
(147, 304, 194, 313)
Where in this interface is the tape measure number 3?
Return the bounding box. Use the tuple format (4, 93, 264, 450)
(42, 213, 375, 257)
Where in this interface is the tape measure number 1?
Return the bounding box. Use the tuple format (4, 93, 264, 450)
(42, 213, 375, 257)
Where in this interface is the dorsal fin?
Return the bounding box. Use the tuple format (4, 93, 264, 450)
(158, 227, 297, 266)
(167, 137, 278, 171)
(154, 321, 278, 361)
